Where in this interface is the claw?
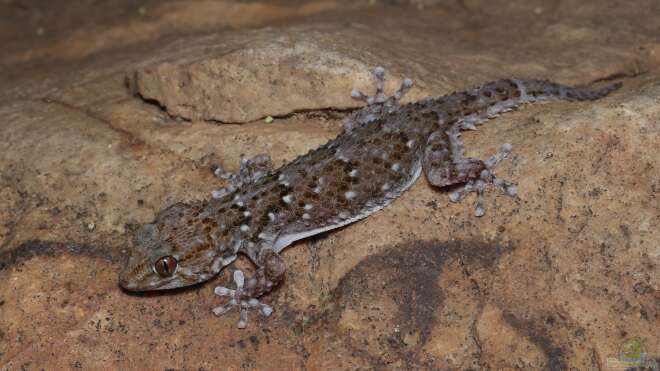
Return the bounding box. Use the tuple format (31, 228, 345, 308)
(459, 121, 478, 131)
(350, 66, 413, 107)
(373, 65, 385, 80)
(211, 164, 237, 199)
(373, 66, 386, 102)
(449, 182, 474, 203)
(394, 78, 414, 100)
(213, 165, 232, 180)
(484, 143, 512, 168)
(233, 269, 245, 286)
(449, 144, 517, 216)
(211, 185, 236, 199)
(212, 301, 235, 316)
(214, 286, 233, 297)
(212, 269, 273, 329)
(351, 89, 368, 100)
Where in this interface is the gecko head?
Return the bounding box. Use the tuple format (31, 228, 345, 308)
(119, 203, 221, 292)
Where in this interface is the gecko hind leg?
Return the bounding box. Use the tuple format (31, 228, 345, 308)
(424, 128, 517, 216)
(448, 143, 518, 216)
(211, 154, 273, 199)
(212, 248, 285, 329)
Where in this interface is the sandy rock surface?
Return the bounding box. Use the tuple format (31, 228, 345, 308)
(1, 0, 658, 370)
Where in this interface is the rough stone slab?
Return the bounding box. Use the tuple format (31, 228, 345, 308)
(129, 26, 403, 123)
(1, 1, 659, 370)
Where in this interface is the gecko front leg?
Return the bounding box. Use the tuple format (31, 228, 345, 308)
(344, 66, 414, 131)
(212, 154, 273, 199)
(350, 66, 413, 106)
(213, 247, 285, 328)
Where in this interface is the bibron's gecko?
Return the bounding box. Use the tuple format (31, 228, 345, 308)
(119, 67, 620, 328)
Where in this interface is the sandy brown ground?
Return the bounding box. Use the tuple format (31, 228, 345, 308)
(0, 0, 658, 370)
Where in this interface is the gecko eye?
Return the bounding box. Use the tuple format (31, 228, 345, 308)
(154, 255, 178, 277)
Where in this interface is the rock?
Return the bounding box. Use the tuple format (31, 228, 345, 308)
(128, 26, 411, 123)
(0, 0, 658, 369)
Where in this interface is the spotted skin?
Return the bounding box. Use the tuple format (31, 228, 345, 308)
(119, 67, 621, 328)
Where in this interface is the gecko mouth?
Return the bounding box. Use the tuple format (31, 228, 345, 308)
(118, 272, 181, 291)
(119, 264, 216, 291)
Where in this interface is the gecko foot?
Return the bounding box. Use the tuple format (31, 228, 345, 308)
(344, 66, 414, 131)
(212, 154, 273, 199)
(448, 143, 518, 217)
(351, 66, 413, 107)
(213, 270, 274, 329)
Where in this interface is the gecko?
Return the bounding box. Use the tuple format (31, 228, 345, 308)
(119, 67, 620, 328)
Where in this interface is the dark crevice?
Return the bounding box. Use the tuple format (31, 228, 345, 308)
(130, 82, 357, 125)
(39, 96, 146, 146)
(0, 240, 124, 272)
(36, 95, 211, 174)
(131, 93, 193, 124)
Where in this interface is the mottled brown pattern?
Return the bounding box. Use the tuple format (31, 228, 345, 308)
(119, 70, 620, 328)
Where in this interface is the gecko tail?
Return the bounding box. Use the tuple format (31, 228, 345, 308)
(443, 77, 622, 131)
(513, 78, 622, 103)
(562, 81, 622, 101)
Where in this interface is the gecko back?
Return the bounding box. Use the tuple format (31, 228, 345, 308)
(119, 66, 621, 328)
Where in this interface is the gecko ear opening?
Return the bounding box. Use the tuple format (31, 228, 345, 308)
(135, 223, 159, 245)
